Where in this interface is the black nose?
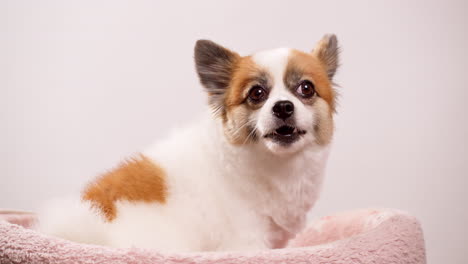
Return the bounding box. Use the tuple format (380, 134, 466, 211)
(272, 100, 294, 120)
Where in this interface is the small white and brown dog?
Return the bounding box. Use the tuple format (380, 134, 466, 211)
(40, 34, 340, 252)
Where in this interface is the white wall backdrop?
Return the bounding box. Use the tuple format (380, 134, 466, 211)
(2, 0, 467, 263)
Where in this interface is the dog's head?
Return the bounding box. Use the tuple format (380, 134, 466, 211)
(195, 35, 339, 155)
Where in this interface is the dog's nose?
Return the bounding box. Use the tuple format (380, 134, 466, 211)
(272, 100, 294, 120)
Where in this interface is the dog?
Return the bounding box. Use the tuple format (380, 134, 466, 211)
(39, 34, 340, 252)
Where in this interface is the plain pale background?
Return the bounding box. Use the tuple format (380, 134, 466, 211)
(2, 0, 467, 262)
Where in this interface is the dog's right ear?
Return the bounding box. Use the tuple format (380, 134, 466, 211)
(194, 40, 240, 111)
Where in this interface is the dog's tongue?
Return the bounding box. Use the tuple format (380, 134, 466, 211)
(275, 125, 295, 136)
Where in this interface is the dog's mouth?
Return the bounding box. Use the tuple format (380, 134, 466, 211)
(264, 125, 306, 145)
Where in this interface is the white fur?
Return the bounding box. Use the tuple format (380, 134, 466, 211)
(40, 48, 332, 252)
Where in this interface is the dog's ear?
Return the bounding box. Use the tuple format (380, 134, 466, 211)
(312, 34, 340, 80)
(195, 40, 240, 111)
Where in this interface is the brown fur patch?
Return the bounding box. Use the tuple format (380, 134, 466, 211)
(82, 154, 167, 221)
(220, 56, 268, 144)
(312, 98, 334, 145)
(285, 50, 336, 111)
(285, 50, 337, 145)
(225, 56, 269, 110)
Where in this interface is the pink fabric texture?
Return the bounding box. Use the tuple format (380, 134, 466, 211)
(0, 208, 426, 264)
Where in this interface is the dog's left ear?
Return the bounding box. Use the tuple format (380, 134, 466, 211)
(194, 40, 240, 111)
(312, 34, 340, 80)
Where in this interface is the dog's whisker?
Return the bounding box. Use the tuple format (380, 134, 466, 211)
(231, 119, 255, 139)
(242, 126, 258, 145)
(211, 106, 223, 117)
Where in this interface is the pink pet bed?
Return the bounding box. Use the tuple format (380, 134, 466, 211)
(0, 208, 426, 264)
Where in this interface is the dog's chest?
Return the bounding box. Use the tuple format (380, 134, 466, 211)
(220, 148, 327, 245)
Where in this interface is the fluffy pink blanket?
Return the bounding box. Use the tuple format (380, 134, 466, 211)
(0, 208, 426, 264)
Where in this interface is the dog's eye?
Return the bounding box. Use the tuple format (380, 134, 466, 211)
(248, 85, 267, 103)
(296, 80, 315, 98)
